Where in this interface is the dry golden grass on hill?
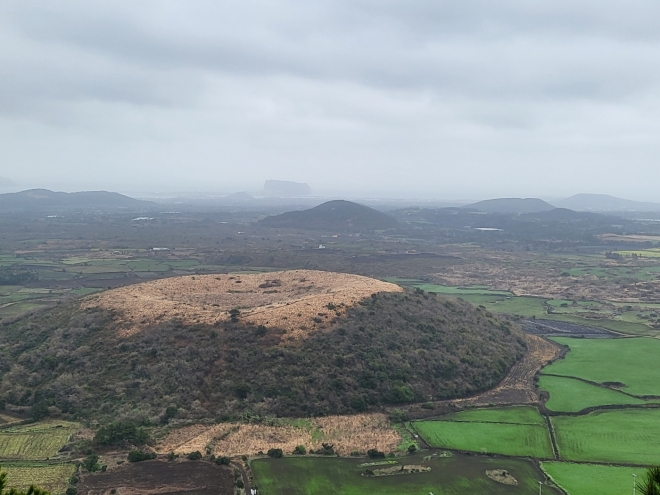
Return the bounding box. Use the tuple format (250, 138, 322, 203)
(157, 414, 400, 457)
(81, 270, 402, 339)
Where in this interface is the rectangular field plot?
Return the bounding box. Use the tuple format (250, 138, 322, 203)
(251, 453, 563, 495)
(413, 420, 554, 458)
(0, 421, 78, 460)
(436, 405, 546, 425)
(552, 409, 660, 464)
(544, 337, 660, 396)
(542, 462, 643, 495)
(1, 463, 75, 494)
(538, 375, 650, 412)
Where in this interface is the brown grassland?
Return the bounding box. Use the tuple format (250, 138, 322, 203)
(157, 414, 401, 457)
(82, 270, 402, 339)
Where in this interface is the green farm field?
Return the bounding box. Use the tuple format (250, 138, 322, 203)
(413, 419, 553, 458)
(388, 280, 658, 335)
(542, 462, 642, 495)
(543, 337, 660, 396)
(435, 405, 546, 425)
(538, 375, 650, 412)
(0, 463, 75, 494)
(552, 409, 660, 465)
(251, 453, 562, 495)
(0, 421, 78, 461)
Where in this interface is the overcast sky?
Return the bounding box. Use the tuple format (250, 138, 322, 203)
(1, 1, 659, 200)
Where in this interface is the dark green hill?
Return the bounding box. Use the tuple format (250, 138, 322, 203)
(260, 200, 398, 231)
(0, 290, 524, 421)
(465, 198, 555, 214)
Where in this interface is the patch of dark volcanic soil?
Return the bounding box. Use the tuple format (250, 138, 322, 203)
(77, 460, 234, 495)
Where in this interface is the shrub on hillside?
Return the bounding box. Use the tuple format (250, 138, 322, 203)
(94, 421, 149, 446)
(127, 450, 156, 463)
(267, 448, 283, 458)
(367, 449, 385, 459)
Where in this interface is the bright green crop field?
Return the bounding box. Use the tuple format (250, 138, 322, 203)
(552, 409, 660, 465)
(413, 420, 554, 458)
(543, 337, 660, 396)
(538, 375, 650, 412)
(542, 462, 643, 495)
(0, 421, 78, 461)
(432, 405, 546, 425)
(251, 454, 562, 495)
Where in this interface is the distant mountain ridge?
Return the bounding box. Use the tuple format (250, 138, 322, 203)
(464, 197, 555, 214)
(0, 177, 16, 188)
(553, 194, 660, 212)
(263, 180, 311, 197)
(0, 189, 153, 210)
(260, 199, 398, 231)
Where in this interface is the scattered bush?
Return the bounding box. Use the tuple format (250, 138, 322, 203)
(186, 451, 203, 461)
(82, 454, 101, 473)
(267, 448, 283, 458)
(216, 456, 231, 466)
(94, 421, 149, 446)
(367, 449, 385, 459)
(292, 445, 306, 455)
(128, 450, 157, 463)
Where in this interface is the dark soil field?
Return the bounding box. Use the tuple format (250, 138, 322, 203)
(76, 460, 234, 495)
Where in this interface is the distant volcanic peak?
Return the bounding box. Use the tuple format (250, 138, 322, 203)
(0, 189, 151, 208)
(260, 200, 398, 231)
(263, 180, 311, 197)
(83, 270, 403, 339)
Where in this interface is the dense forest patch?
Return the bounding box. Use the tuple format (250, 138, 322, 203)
(0, 276, 525, 422)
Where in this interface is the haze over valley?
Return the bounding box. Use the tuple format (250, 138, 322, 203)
(2, 2, 660, 495)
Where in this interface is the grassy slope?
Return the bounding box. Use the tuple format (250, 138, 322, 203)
(538, 375, 650, 412)
(544, 337, 660, 396)
(413, 420, 554, 458)
(251, 455, 563, 495)
(542, 462, 642, 495)
(434, 405, 546, 425)
(552, 409, 660, 464)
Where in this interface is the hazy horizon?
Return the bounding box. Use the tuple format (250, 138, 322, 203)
(2, 1, 660, 201)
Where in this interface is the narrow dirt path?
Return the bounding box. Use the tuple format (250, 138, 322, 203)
(231, 462, 252, 495)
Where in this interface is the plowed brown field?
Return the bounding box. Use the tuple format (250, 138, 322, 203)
(81, 270, 402, 339)
(456, 334, 561, 406)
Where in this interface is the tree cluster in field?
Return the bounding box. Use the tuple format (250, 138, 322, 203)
(0, 290, 525, 421)
(0, 268, 38, 286)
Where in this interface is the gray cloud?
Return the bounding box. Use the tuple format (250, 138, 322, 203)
(0, 1, 659, 199)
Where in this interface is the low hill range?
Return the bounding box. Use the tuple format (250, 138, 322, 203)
(553, 193, 660, 212)
(263, 180, 311, 197)
(465, 194, 660, 213)
(0, 270, 525, 421)
(260, 200, 399, 231)
(0, 189, 154, 210)
(464, 198, 555, 214)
